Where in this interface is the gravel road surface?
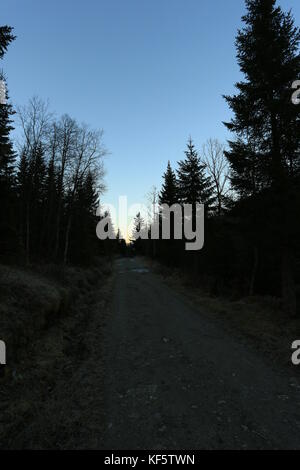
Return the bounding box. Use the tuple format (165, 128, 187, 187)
(102, 257, 300, 450)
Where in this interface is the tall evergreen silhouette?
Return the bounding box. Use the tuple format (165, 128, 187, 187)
(0, 27, 16, 260)
(177, 138, 214, 214)
(159, 161, 178, 206)
(224, 0, 300, 192)
(224, 0, 300, 314)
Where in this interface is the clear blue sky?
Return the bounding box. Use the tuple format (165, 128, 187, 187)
(2, 0, 300, 215)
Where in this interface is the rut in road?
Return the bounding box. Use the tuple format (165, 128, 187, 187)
(101, 257, 300, 450)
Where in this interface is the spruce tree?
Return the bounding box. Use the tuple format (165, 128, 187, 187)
(0, 27, 16, 260)
(40, 152, 59, 257)
(177, 138, 214, 213)
(131, 212, 147, 253)
(16, 148, 29, 252)
(159, 161, 178, 206)
(224, 0, 300, 314)
(224, 0, 300, 190)
(158, 161, 179, 247)
(28, 143, 47, 259)
(16, 143, 47, 262)
(0, 26, 15, 59)
(0, 26, 16, 188)
(0, 77, 15, 185)
(70, 171, 99, 264)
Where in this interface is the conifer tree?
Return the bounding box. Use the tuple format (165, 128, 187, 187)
(0, 26, 16, 188)
(224, 0, 300, 190)
(0, 26, 15, 59)
(0, 76, 15, 186)
(159, 161, 178, 206)
(70, 171, 99, 263)
(131, 212, 147, 253)
(177, 138, 214, 214)
(26, 143, 47, 260)
(41, 153, 59, 256)
(0, 27, 16, 259)
(16, 148, 29, 254)
(224, 0, 300, 314)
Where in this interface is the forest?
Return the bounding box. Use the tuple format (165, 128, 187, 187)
(130, 0, 300, 317)
(0, 0, 300, 316)
(0, 27, 116, 270)
(0, 0, 300, 452)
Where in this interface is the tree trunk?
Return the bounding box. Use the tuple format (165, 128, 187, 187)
(54, 205, 62, 260)
(282, 245, 297, 317)
(63, 215, 72, 265)
(25, 203, 30, 265)
(217, 193, 222, 216)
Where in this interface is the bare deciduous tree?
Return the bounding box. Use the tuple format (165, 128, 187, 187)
(16, 96, 52, 152)
(16, 97, 53, 263)
(145, 185, 159, 225)
(63, 125, 107, 263)
(202, 138, 230, 216)
(16, 97, 107, 264)
(53, 114, 78, 258)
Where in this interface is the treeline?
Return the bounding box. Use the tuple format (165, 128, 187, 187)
(132, 0, 300, 316)
(0, 28, 110, 266)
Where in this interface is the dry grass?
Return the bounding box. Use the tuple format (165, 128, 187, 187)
(0, 265, 64, 363)
(0, 258, 113, 449)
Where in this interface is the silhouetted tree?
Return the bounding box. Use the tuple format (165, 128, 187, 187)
(70, 171, 99, 264)
(40, 143, 59, 258)
(18, 143, 47, 263)
(202, 139, 230, 215)
(131, 212, 147, 254)
(224, 0, 300, 314)
(0, 27, 17, 261)
(0, 26, 15, 59)
(159, 162, 178, 206)
(177, 138, 214, 217)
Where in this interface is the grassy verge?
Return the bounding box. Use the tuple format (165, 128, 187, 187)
(0, 258, 113, 449)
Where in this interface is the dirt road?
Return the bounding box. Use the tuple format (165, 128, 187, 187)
(102, 257, 300, 450)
